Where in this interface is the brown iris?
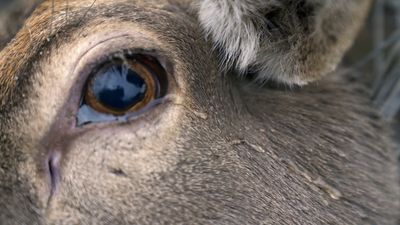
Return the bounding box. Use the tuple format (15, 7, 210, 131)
(83, 55, 166, 116)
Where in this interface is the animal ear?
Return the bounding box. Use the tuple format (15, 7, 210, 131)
(198, 0, 372, 86)
(0, 0, 41, 50)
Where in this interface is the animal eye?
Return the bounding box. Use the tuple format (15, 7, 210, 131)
(77, 54, 168, 126)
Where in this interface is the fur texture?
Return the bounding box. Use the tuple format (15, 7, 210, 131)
(198, 0, 372, 85)
(0, 0, 40, 49)
(0, 0, 398, 224)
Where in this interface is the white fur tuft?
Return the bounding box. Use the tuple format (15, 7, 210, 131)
(197, 0, 367, 86)
(198, 0, 262, 72)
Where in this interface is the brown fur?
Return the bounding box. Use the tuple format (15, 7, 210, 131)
(0, 0, 399, 224)
(0, 0, 42, 49)
(197, 0, 373, 85)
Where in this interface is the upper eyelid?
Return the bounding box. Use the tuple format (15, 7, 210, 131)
(70, 34, 132, 76)
(1, 2, 186, 112)
(6, 1, 181, 85)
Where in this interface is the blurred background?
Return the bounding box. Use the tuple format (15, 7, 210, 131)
(344, 0, 400, 165)
(0, 0, 399, 162)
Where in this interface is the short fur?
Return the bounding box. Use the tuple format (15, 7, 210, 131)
(198, 0, 372, 85)
(0, 0, 399, 224)
(0, 0, 41, 49)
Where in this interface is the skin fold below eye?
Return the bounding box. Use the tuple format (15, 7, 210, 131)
(77, 53, 168, 126)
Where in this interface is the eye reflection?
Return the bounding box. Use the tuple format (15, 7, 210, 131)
(88, 62, 151, 113)
(76, 54, 168, 126)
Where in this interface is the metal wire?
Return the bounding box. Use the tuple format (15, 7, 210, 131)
(369, 0, 400, 120)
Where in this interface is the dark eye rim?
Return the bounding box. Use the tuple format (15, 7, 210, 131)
(82, 54, 168, 116)
(72, 49, 174, 127)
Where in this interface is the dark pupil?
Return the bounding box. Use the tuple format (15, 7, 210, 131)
(91, 63, 147, 110)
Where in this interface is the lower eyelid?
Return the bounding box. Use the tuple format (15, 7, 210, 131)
(76, 93, 172, 126)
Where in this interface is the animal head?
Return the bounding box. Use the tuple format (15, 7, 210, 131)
(0, 0, 399, 224)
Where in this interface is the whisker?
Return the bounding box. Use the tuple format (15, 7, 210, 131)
(78, 0, 97, 25)
(50, 0, 55, 36)
(76, 0, 97, 36)
(66, 0, 69, 23)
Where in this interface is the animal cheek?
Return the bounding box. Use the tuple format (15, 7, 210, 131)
(42, 104, 186, 210)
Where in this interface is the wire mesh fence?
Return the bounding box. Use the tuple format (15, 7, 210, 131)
(366, 0, 400, 169)
(354, 0, 400, 120)
(343, 0, 400, 164)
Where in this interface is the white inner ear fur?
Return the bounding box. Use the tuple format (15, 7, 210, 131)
(198, 0, 269, 72)
(197, 0, 359, 86)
